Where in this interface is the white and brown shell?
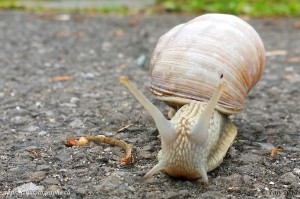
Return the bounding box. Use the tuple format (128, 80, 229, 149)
(150, 14, 265, 115)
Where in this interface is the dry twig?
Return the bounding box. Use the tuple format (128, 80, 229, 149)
(66, 135, 133, 165)
(116, 124, 132, 133)
(271, 148, 284, 158)
(27, 149, 42, 158)
(265, 50, 287, 56)
(52, 76, 73, 82)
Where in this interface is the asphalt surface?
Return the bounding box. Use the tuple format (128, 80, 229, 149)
(0, 12, 299, 198)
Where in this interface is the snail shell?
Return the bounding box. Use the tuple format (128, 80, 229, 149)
(150, 14, 265, 114)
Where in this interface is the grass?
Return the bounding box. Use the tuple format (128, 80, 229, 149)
(157, 0, 300, 17)
(0, 0, 299, 17)
(0, 0, 132, 15)
(0, 0, 24, 10)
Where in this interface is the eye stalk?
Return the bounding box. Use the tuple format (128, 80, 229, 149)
(119, 76, 175, 141)
(190, 82, 228, 145)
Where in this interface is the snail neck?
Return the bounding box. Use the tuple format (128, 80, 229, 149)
(161, 82, 228, 146)
(145, 99, 225, 183)
(146, 83, 228, 183)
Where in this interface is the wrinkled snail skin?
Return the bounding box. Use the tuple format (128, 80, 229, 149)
(120, 13, 265, 185)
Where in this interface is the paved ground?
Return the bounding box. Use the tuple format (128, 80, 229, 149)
(0, 12, 299, 198)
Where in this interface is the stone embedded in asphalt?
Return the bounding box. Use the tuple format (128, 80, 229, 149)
(280, 172, 298, 184)
(25, 171, 47, 182)
(46, 185, 61, 192)
(94, 172, 135, 195)
(43, 178, 60, 185)
(69, 118, 84, 128)
(10, 116, 27, 126)
(13, 182, 44, 193)
(292, 168, 300, 176)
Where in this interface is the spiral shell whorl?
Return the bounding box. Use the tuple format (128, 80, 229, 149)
(150, 14, 265, 114)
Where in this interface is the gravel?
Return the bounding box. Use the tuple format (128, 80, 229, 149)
(0, 12, 299, 198)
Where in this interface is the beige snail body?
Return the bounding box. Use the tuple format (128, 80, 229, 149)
(120, 14, 265, 185)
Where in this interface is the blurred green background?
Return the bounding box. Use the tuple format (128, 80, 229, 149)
(157, 0, 300, 17)
(0, 0, 299, 17)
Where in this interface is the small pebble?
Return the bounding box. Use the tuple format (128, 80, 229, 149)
(94, 174, 134, 195)
(102, 42, 111, 51)
(292, 168, 300, 176)
(55, 14, 70, 21)
(280, 172, 298, 184)
(24, 125, 40, 132)
(75, 187, 87, 195)
(38, 131, 47, 136)
(213, 174, 242, 186)
(57, 152, 72, 162)
(242, 175, 252, 184)
(45, 110, 55, 117)
(166, 189, 191, 198)
(228, 146, 237, 157)
(253, 142, 275, 150)
(137, 149, 153, 159)
(13, 182, 44, 192)
(136, 54, 147, 68)
(25, 171, 46, 182)
(35, 101, 42, 107)
(69, 118, 84, 128)
(60, 103, 77, 108)
(83, 110, 95, 117)
(239, 153, 262, 164)
(11, 116, 27, 126)
(43, 178, 60, 185)
(37, 165, 52, 171)
(82, 73, 95, 80)
(46, 185, 60, 192)
(70, 97, 80, 104)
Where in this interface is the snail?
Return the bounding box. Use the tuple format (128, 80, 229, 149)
(120, 13, 265, 185)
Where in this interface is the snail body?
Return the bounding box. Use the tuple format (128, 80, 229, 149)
(120, 14, 265, 185)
